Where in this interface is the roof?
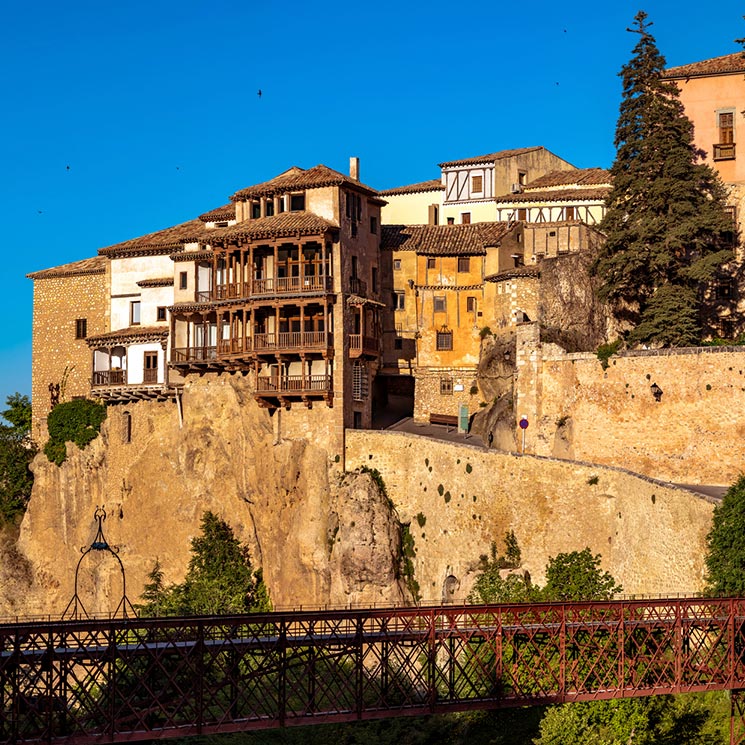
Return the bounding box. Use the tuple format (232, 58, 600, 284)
(438, 146, 544, 169)
(99, 219, 209, 257)
(86, 326, 168, 346)
(523, 168, 610, 189)
(379, 179, 444, 196)
(231, 164, 380, 201)
(664, 52, 745, 79)
(27, 256, 107, 280)
(137, 277, 174, 287)
(381, 222, 516, 255)
(494, 187, 610, 204)
(485, 265, 541, 282)
(199, 204, 236, 222)
(208, 211, 338, 243)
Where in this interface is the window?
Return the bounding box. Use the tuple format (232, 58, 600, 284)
(517, 208, 527, 221)
(715, 111, 736, 159)
(446, 216, 455, 225)
(393, 259, 402, 271)
(433, 296, 446, 313)
(394, 291, 405, 310)
(352, 362, 368, 401)
(471, 175, 483, 193)
(251, 201, 261, 219)
(372, 267, 378, 292)
(427, 257, 436, 270)
(265, 199, 274, 217)
(157, 306, 167, 322)
(290, 193, 305, 211)
(130, 301, 141, 325)
(565, 206, 576, 220)
(179, 271, 188, 290)
(121, 411, 131, 444)
(370, 215, 378, 234)
(351, 255, 359, 279)
(461, 212, 471, 224)
(75, 318, 87, 339)
(144, 352, 158, 383)
(457, 257, 470, 272)
(466, 296, 477, 313)
(440, 377, 454, 395)
(394, 337, 403, 350)
(518, 171, 527, 186)
(436, 330, 453, 350)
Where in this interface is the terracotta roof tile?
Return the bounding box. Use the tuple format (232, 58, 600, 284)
(98, 219, 209, 256)
(199, 204, 236, 222)
(137, 277, 174, 287)
(438, 146, 544, 168)
(86, 326, 168, 345)
(379, 179, 444, 196)
(231, 164, 379, 201)
(494, 187, 610, 204)
(664, 52, 745, 78)
(210, 211, 338, 243)
(381, 223, 514, 255)
(485, 265, 540, 282)
(523, 168, 610, 189)
(27, 256, 106, 280)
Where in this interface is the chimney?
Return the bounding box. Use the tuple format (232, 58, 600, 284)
(349, 156, 360, 181)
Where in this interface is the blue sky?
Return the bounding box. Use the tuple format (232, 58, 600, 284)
(1, 0, 743, 412)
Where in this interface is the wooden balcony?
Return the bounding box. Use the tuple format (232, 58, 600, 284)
(349, 277, 367, 295)
(714, 143, 736, 161)
(171, 346, 218, 365)
(216, 332, 333, 357)
(252, 276, 333, 296)
(92, 370, 125, 386)
(255, 374, 332, 394)
(349, 334, 379, 358)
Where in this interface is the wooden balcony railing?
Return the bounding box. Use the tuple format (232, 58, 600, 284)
(143, 368, 158, 384)
(349, 277, 367, 295)
(253, 331, 331, 352)
(349, 334, 379, 357)
(195, 290, 212, 303)
(252, 276, 333, 295)
(171, 346, 218, 363)
(255, 374, 332, 394)
(714, 143, 736, 160)
(92, 370, 125, 386)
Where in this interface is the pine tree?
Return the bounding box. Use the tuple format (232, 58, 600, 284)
(594, 11, 734, 345)
(704, 475, 745, 596)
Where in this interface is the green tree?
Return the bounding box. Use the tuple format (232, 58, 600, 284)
(43, 398, 106, 465)
(468, 532, 537, 604)
(137, 511, 271, 616)
(0, 393, 35, 524)
(541, 548, 622, 602)
(593, 11, 734, 344)
(704, 475, 745, 595)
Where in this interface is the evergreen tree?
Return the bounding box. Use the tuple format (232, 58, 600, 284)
(541, 548, 622, 602)
(0, 393, 35, 524)
(704, 475, 745, 595)
(594, 11, 734, 345)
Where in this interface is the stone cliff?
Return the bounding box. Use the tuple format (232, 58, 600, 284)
(1, 375, 406, 618)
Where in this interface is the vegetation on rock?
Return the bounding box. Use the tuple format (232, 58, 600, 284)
(137, 511, 271, 616)
(43, 398, 106, 465)
(593, 11, 734, 346)
(0, 393, 35, 524)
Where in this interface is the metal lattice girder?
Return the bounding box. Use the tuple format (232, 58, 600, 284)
(4, 598, 745, 743)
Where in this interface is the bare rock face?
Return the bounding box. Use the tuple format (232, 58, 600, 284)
(4, 374, 407, 618)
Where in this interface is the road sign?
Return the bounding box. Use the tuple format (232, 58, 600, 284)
(519, 417, 529, 430)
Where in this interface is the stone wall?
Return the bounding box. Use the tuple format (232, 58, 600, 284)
(413, 366, 479, 421)
(516, 334, 745, 484)
(30, 268, 108, 442)
(346, 430, 715, 600)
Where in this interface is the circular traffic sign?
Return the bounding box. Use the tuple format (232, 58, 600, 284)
(519, 417, 529, 430)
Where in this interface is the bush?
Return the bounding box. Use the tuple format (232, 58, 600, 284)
(596, 339, 622, 369)
(44, 399, 106, 465)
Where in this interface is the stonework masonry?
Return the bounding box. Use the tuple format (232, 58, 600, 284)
(515, 324, 745, 484)
(29, 268, 109, 442)
(346, 430, 715, 599)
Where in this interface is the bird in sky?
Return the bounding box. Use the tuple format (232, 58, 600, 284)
(257, 89, 262, 99)
(66, 165, 70, 170)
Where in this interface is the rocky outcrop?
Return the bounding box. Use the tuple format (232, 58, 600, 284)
(4, 374, 407, 618)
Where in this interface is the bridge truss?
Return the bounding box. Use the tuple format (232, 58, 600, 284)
(3, 597, 745, 744)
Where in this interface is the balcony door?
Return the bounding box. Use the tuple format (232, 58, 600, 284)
(143, 352, 158, 384)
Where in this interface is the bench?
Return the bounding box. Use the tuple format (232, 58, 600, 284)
(429, 413, 458, 431)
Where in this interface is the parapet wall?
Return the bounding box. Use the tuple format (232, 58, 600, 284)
(346, 430, 715, 599)
(515, 326, 745, 484)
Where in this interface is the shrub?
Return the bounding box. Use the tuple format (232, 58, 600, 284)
(44, 399, 107, 465)
(596, 339, 622, 370)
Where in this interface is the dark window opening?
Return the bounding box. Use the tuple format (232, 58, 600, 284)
(290, 193, 305, 211)
(157, 306, 167, 322)
(436, 330, 453, 351)
(370, 215, 378, 234)
(75, 318, 87, 339)
(179, 271, 188, 290)
(433, 296, 446, 313)
(458, 257, 470, 272)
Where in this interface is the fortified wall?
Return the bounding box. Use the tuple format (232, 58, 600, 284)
(514, 324, 745, 484)
(346, 430, 715, 598)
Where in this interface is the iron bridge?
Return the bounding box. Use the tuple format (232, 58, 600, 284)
(4, 597, 745, 744)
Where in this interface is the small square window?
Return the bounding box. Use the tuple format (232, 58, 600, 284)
(394, 337, 403, 350)
(517, 208, 527, 221)
(471, 175, 483, 193)
(427, 257, 436, 270)
(393, 259, 402, 271)
(290, 193, 305, 211)
(394, 292, 405, 310)
(436, 330, 453, 351)
(446, 217, 455, 225)
(565, 206, 576, 220)
(157, 306, 167, 322)
(458, 257, 470, 273)
(179, 271, 188, 290)
(440, 378, 454, 395)
(75, 318, 87, 339)
(433, 296, 446, 313)
(461, 212, 471, 224)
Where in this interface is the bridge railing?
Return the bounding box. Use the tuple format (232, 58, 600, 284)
(2, 598, 745, 744)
